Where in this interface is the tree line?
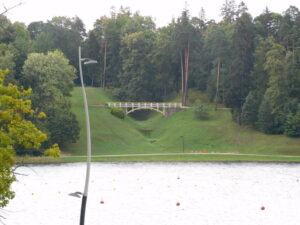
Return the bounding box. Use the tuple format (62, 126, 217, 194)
(86, 3, 299, 137)
(0, 1, 299, 154)
(81, 3, 300, 137)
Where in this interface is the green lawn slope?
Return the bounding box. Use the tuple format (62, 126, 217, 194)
(64, 87, 300, 158)
(64, 87, 162, 155)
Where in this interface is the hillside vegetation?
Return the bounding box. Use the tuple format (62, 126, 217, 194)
(64, 87, 300, 157)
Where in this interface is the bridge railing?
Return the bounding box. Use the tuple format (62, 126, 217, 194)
(107, 102, 183, 108)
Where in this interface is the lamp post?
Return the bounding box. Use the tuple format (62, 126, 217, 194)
(78, 46, 98, 225)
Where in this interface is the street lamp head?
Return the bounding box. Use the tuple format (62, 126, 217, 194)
(84, 59, 98, 65)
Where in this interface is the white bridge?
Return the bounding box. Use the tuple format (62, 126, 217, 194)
(107, 102, 185, 116)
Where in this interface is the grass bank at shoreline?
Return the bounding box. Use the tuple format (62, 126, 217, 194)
(30, 87, 300, 164)
(16, 153, 300, 164)
(64, 87, 300, 158)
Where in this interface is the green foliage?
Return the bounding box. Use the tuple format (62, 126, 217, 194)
(22, 50, 76, 95)
(0, 146, 15, 208)
(119, 30, 155, 101)
(28, 16, 86, 73)
(241, 92, 260, 126)
(262, 41, 288, 133)
(0, 15, 15, 43)
(257, 94, 276, 134)
(194, 99, 209, 120)
(224, 13, 255, 122)
(0, 69, 50, 207)
(285, 106, 300, 137)
(22, 50, 79, 147)
(44, 144, 61, 157)
(110, 107, 125, 119)
(0, 44, 17, 77)
(46, 108, 79, 145)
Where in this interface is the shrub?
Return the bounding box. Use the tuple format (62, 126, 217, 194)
(44, 144, 61, 158)
(194, 99, 209, 120)
(110, 107, 125, 119)
(285, 112, 300, 137)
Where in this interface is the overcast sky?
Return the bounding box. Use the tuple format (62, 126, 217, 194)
(2, 0, 300, 31)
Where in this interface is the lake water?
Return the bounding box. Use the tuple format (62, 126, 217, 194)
(4, 162, 300, 225)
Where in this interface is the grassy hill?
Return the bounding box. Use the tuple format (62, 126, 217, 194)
(64, 87, 163, 155)
(64, 87, 300, 158)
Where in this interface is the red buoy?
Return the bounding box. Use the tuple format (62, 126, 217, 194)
(176, 202, 180, 206)
(261, 206, 265, 210)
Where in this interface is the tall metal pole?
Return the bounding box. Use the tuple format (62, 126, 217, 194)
(78, 46, 92, 225)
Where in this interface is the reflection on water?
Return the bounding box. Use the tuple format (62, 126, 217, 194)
(5, 162, 300, 225)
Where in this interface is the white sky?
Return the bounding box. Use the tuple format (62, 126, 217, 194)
(2, 0, 300, 31)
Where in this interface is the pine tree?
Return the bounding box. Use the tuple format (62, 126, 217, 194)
(241, 91, 259, 126)
(257, 94, 275, 133)
(224, 13, 254, 123)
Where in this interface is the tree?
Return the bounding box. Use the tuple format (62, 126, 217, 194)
(224, 13, 255, 123)
(241, 91, 259, 126)
(93, 15, 123, 88)
(151, 24, 179, 100)
(257, 93, 276, 133)
(174, 9, 196, 105)
(221, 0, 237, 23)
(263, 41, 288, 133)
(11, 22, 31, 76)
(84, 30, 101, 86)
(236, 1, 248, 18)
(0, 44, 16, 79)
(22, 50, 80, 147)
(204, 22, 233, 104)
(0, 69, 48, 208)
(119, 31, 155, 101)
(254, 9, 282, 39)
(285, 107, 300, 137)
(0, 15, 15, 44)
(252, 37, 273, 100)
(28, 16, 86, 82)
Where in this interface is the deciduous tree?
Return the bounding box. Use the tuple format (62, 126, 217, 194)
(0, 69, 48, 208)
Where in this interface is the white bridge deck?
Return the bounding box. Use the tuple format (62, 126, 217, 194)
(107, 102, 185, 116)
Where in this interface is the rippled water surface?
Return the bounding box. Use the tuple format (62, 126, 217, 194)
(5, 162, 300, 225)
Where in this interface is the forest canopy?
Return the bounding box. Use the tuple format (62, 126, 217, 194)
(1, 2, 299, 138)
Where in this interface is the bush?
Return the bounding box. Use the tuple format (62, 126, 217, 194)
(285, 112, 300, 137)
(44, 144, 61, 158)
(194, 99, 209, 120)
(110, 107, 125, 119)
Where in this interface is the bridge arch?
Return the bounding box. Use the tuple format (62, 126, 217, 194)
(126, 107, 165, 115)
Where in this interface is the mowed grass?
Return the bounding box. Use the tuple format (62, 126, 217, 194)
(147, 109, 300, 156)
(64, 87, 162, 155)
(64, 87, 300, 159)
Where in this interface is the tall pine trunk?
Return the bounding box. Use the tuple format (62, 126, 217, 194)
(102, 40, 107, 88)
(181, 42, 190, 106)
(215, 56, 221, 110)
(184, 42, 190, 106)
(181, 51, 185, 105)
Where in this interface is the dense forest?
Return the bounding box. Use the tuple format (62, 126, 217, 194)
(1, 0, 300, 152)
